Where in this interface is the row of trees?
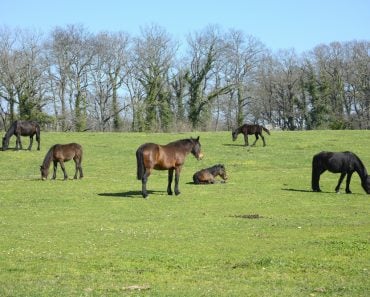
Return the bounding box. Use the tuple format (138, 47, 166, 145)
(0, 24, 369, 132)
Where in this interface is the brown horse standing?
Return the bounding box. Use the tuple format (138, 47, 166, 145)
(2, 120, 40, 151)
(40, 143, 83, 180)
(232, 124, 270, 146)
(136, 137, 203, 198)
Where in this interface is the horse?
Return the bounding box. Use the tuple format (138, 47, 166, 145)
(40, 143, 83, 180)
(193, 164, 228, 184)
(311, 151, 370, 194)
(2, 120, 40, 151)
(136, 136, 203, 198)
(232, 124, 270, 146)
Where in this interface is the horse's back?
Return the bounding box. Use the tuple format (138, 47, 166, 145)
(313, 151, 354, 173)
(54, 143, 83, 160)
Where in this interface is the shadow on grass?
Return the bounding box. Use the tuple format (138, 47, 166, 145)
(98, 190, 165, 199)
(222, 143, 246, 147)
(282, 188, 331, 193)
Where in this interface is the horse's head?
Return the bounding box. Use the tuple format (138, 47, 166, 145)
(2, 136, 8, 151)
(218, 164, 228, 181)
(40, 165, 49, 180)
(232, 129, 238, 141)
(190, 136, 204, 160)
(362, 175, 370, 194)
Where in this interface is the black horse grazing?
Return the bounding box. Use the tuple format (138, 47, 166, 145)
(2, 120, 40, 151)
(193, 164, 228, 184)
(136, 137, 203, 198)
(40, 143, 83, 180)
(232, 124, 270, 146)
(312, 151, 370, 194)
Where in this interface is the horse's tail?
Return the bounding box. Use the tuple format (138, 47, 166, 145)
(35, 123, 41, 139)
(262, 126, 270, 135)
(311, 153, 322, 191)
(136, 146, 145, 180)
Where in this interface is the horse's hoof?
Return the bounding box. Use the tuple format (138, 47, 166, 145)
(175, 191, 180, 196)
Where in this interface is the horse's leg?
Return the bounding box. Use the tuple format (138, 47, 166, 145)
(28, 136, 33, 150)
(59, 161, 68, 180)
(345, 172, 353, 194)
(73, 159, 78, 179)
(15, 134, 21, 150)
(252, 133, 259, 146)
(167, 169, 174, 195)
(52, 161, 58, 179)
(141, 168, 152, 198)
(260, 134, 266, 146)
(78, 159, 83, 179)
(174, 166, 182, 195)
(36, 132, 40, 150)
(335, 173, 346, 193)
(312, 167, 325, 192)
(244, 134, 249, 146)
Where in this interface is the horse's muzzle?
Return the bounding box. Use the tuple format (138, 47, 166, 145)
(197, 152, 204, 160)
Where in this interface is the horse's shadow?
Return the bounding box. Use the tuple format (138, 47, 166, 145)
(282, 188, 331, 193)
(98, 190, 165, 199)
(222, 143, 246, 147)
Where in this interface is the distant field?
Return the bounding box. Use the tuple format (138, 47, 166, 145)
(0, 130, 369, 296)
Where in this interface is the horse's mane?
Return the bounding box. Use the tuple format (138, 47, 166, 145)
(167, 138, 194, 147)
(349, 152, 368, 178)
(208, 164, 224, 174)
(42, 145, 56, 168)
(4, 122, 16, 138)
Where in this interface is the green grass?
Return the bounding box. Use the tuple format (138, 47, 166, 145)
(0, 130, 369, 296)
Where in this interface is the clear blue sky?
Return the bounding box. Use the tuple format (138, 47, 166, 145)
(1, 0, 369, 53)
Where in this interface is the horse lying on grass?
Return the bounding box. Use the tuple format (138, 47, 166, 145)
(312, 151, 370, 194)
(193, 164, 228, 184)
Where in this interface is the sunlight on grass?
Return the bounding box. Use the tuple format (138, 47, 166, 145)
(0, 130, 369, 296)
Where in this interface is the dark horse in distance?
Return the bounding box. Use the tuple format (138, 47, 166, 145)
(193, 164, 228, 184)
(2, 120, 40, 151)
(136, 137, 203, 198)
(312, 151, 370, 194)
(40, 143, 83, 180)
(232, 124, 270, 146)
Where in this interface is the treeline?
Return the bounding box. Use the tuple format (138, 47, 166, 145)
(0, 24, 369, 132)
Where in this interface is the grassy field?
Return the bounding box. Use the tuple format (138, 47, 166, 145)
(0, 130, 369, 296)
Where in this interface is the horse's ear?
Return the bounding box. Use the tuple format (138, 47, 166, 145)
(196, 136, 199, 141)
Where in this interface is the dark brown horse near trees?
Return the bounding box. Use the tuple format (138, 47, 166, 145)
(232, 124, 270, 146)
(312, 151, 370, 194)
(40, 143, 83, 180)
(193, 164, 228, 184)
(136, 137, 203, 198)
(2, 120, 40, 151)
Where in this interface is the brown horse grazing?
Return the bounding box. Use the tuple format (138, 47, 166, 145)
(136, 137, 203, 198)
(2, 120, 40, 151)
(193, 164, 228, 184)
(232, 124, 270, 146)
(40, 143, 83, 180)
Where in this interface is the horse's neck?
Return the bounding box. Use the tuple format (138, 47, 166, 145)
(42, 149, 53, 168)
(355, 160, 368, 181)
(5, 124, 15, 138)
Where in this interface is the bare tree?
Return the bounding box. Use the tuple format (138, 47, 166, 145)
(130, 24, 176, 131)
(89, 31, 130, 131)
